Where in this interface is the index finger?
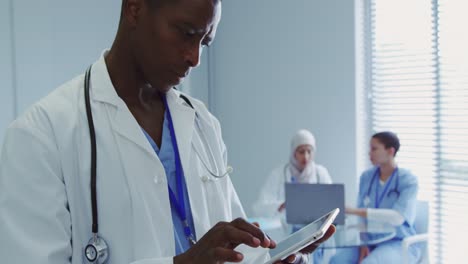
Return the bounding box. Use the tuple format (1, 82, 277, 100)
(231, 218, 276, 248)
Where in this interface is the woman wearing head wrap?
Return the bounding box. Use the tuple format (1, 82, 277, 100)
(252, 129, 334, 264)
(253, 129, 333, 217)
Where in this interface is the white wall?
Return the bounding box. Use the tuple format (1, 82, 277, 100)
(0, 1, 210, 144)
(211, 0, 358, 216)
(11, 0, 120, 114)
(0, 1, 120, 144)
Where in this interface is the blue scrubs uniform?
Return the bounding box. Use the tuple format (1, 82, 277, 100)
(330, 167, 421, 264)
(142, 111, 196, 255)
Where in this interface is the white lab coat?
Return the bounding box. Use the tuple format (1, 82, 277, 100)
(252, 164, 332, 218)
(0, 54, 269, 264)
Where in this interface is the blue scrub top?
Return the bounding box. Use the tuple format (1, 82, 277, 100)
(357, 166, 418, 239)
(141, 111, 196, 255)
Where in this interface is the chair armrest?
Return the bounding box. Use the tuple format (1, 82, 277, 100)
(402, 233, 429, 248)
(402, 234, 428, 264)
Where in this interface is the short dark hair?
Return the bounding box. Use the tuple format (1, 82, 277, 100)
(144, 0, 221, 8)
(372, 131, 400, 156)
(144, 0, 175, 9)
(120, 0, 220, 18)
(120, 0, 172, 19)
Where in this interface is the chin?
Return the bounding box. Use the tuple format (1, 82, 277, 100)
(168, 79, 184, 90)
(155, 82, 177, 93)
(151, 78, 180, 93)
(161, 86, 174, 93)
(177, 76, 187, 84)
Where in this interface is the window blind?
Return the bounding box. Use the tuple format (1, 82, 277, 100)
(365, 0, 468, 262)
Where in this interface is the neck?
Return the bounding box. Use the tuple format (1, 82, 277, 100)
(106, 32, 161, 108)
(379, 160, 396, 181)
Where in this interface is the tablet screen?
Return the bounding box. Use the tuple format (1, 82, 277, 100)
(267, 208, 338, 262)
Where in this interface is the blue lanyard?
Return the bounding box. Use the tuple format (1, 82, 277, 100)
(162, 95, 196, 246)
(374, 168, 398, 208)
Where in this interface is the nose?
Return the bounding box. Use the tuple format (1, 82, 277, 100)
(185, 43, 202, 68)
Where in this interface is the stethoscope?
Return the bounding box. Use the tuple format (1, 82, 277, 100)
(363, 167, 400, 208)
(83, 65, 232, 263)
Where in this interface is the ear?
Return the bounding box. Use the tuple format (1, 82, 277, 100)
(388, 147, 396, 157)
(122, 0, 144, 27)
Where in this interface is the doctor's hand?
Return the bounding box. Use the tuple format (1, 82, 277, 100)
(274, 225, 336, 264)
(173, 218, 276, 264)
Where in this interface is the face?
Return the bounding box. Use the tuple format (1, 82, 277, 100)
(369, 138, 394, 166)
(125, 0, 222, 92)
(294, 145, 314, 170)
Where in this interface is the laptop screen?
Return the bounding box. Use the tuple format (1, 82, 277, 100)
(285, 183, 345, 225)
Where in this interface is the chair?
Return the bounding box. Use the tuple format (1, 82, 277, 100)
(402, 200, 429, 264)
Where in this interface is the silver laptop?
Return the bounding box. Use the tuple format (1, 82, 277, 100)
(285, 183, 345, 225)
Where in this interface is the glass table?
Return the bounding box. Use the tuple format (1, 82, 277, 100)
(248, 215, 396, 248)
(321, 216, 396, 249)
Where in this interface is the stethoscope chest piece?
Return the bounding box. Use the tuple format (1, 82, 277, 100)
(364, 196, 371, 207)
(85, 235, 108, 263)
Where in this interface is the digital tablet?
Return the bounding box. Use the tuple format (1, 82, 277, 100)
(264, 208, 339, 264)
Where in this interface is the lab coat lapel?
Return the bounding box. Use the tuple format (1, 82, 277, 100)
(167, 90, 216, 232)
(112, 105, 158, 159)
(89, 53, 157, 160)
(166, 90, 220, 241)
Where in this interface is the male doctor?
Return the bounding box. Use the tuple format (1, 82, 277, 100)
(0, 0, 334, 263)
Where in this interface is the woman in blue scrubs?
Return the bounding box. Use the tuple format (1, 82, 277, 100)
(330, 131, 421, 264)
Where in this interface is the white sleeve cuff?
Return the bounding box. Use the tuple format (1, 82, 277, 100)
(367, 208, 405, 226)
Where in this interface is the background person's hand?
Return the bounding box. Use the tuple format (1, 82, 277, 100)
(278, 202, 286, 212)
(358, 246, 370, 263)
(345, 207, 353, 214)
(345, 207, 367, 218)
(273, 225, 336, 264)
(174, 218, 276, 264)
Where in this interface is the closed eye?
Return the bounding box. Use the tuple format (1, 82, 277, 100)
(185, 28, 196, 37)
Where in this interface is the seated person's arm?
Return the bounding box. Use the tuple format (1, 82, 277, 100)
(345, 208, 404, 226)
(367, 208, 404, 226)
